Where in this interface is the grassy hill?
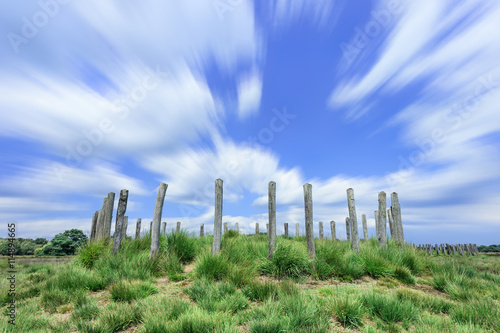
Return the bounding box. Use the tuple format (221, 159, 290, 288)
(1, 232, 499, 332)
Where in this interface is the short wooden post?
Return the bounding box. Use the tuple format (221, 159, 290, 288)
(284, 223, 289, 236)
(121, 216, 128, 241)
(212, 178, 223, 256)
(150, 183, 167, 259)
(255, 223, 259, 234)
(347, 188, 360, 252)
(135, 218, 141, 239)
(377, 192, 387, 247)
(95, 198, 107, 242)
(268, 181, 276, 260)
(113, 189, 128, 255)
(362, 214, 368, 241)
(391, 192, 404, 244)
(330, 221, 336, 241)
(387, 208, 395, 240)
(176, 221, 181, 233)
(345, 217, 351, 241)
(296, 223, 299, 237)
(319, 222, 324, 239)
(223, 222, 228, 234)
(90, 210, 99, 242)
(374, 211, 379, 242)
(235, 222, 239, 233)
(435, 244, 440, 255)
(428, 245, 432, 256)
(103, 192, 115, 241)
(303, 183, 315, 259)
(161, 222, 166, 236)
(200, 224, 204, 237)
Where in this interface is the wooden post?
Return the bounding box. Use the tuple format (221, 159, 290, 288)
(90, 210, 99, 242)
(121, 216, 128, 241)
(235, 222, 239, 233)
(176, 221, 181, 233)
(347, 188, 360, 252)
(391, 192, 404, 244)
(150, 221, 152, 233)
(95, 198, 107, 242)
(303, 183, 315, 259)
(284, 223, 289, 236)
(266, 224, 269, 234)
(212, 178, 223, 256)
(319, 222, 324, 239)
(268, 181, 276, 260)
(374, 211, 379, 242)
(113, 189, 128, 255)
(255, 223, 259, 234)
(362, 214, 368, 241)
(345, 217, 351, 241)
(200, 224, 204, 237)
(161, 222, 166, 236)
(435, 244, 440, 255)
(223, 222, 228, 234)
(103, 192, 115, 241)
(378, 192, 387, 247)
(150, 183, 167, 259)
(296, 223, 299, 237)
(330, 221, 336, 241)
(387, 208, 395, 240)
(135, 218, 141, 239)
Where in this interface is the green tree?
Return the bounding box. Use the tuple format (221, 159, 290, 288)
(40, 229, 88, 256)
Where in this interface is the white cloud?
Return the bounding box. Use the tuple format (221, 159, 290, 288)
(237, 70, 262, 119)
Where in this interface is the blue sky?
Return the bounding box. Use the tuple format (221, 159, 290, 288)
(1, 0, 499, 245)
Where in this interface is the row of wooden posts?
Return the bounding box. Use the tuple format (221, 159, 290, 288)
(89, 180, 405, 259)
(415, 243, 479, 256)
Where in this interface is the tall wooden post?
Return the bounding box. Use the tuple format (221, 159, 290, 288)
(113, 190, 128, 255)
(387, 208, 395, 239)
(176, 221, 181, 233)
(284, 223, 289, 236)
(378, 192, 387, 247)
(255, 223, 259, 234)
(135, 218, 141, 239)
(345, 217, 351, 241)
(90, 210, 99, 242)
(391, 192, 404, 244)
(374, 211, 379, 241)
(95, 198, 107, 242)
(362, 214, 368, 241)
(212, 178, 223, 256)
(150, 183, 167, 259)
(347, 188, 360, 252)
(103, 192, 115, 241)
(319, 222, 324, 239)
(161, 222, 166, 236)
(121, 216, 128, 241)
(200, 224, 204, 237)
(268, 181, 276, 260)
(303, 183, 315, 259)
(330, 221, 336, 241)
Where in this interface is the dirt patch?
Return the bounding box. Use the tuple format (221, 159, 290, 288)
(184, 264, 195, 274)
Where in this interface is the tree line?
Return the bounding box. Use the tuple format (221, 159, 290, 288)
(0, 229, 88, 256)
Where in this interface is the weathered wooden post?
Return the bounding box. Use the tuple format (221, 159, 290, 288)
(428, 245, 432, 256)
(176, 221, 181, 233)
(284, 223, 289, 236)
(161, 222, 166, 236)
(95, 198, 107, 242)
(121, 216, 128, 241)
(255, 223, 259, 234)
(113, 189, 128, 255)
(296, 223, 299, 237)
(90, 210, 99, 242)
(103, 192, 115, 241)
(319, 222, 324, 239)
(457, 244, 464, 256)
(150, 221, 153, 233)
(135, 218, 141, 239)
(377, 192, 387, 247)
(303, 183, 315, 259)
(391, 192, 404, 244)
(387, 208, 395, 240)
(330, 221, 336, 241)
(268, 181, 276, 260)
(200, 224, 204, 237)
(374, 211, 379, 241)
(266, 224, 269, 234)
(345, 217, 351, 241)
(362, 214, 368, 241)
(347, 188, 360, 252)
(212, 178, 223, 256)
(150, 183, 167, 259)
(435, 244, 440, 255)
(235, 222, 239, 233)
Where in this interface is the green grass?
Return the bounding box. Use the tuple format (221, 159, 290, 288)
(1, 233, 499, 333)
